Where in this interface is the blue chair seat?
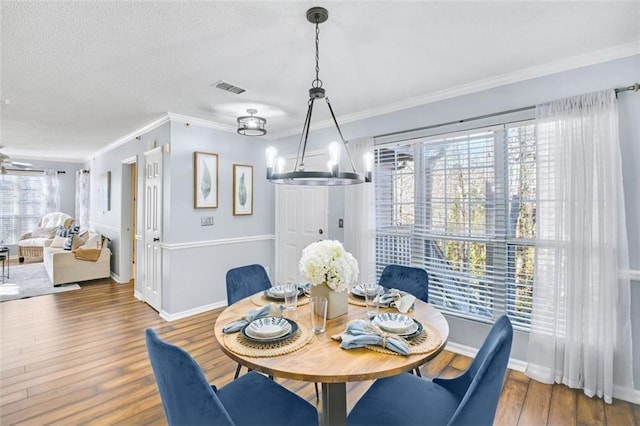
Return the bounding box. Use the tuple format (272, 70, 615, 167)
(217, 372, 318, 426)
(347, 373, 459, 426)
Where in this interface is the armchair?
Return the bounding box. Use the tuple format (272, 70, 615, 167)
(18, 212, 74, 263)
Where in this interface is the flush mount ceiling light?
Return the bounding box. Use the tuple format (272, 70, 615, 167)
(265, 7, 371, 186)
(237, 109, 267, 136)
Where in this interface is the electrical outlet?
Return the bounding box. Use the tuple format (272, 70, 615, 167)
(201, 216, 214, 226)
(338, 218, 344, 228)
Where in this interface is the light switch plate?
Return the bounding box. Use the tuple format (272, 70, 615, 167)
(201, 216, 214, 226)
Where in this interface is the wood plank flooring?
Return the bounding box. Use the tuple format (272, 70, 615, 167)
(1, 276, 638, 425)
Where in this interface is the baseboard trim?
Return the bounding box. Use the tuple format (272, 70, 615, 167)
(613, 385, 640, 405)
(109, 272, 130, 284)
(446, 341, 640, 404)
(445, 341, 527, 372)
(160, 300, 227, 322)
(134, 290, 143, 301)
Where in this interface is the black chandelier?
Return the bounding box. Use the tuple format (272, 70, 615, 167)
(265, 7, 372, 185)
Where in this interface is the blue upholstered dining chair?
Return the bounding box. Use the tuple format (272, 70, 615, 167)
(379, 264, 430, 375)
(378, 264, 429, 303)
(225, 264, 272, 305)
(145, 328, 319, 426)
(347, 315, 513, 426)
(225, 264, 272, 379)
(225, 264, 321, 401)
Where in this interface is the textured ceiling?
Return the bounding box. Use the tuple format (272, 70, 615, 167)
(1, 1, 639, 161)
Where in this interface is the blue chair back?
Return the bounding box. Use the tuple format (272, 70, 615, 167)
(437, 315, 513, 425)
(378, 264, 429, 302)
(145, 328, 234, 426)
(226, 264, 272, 305)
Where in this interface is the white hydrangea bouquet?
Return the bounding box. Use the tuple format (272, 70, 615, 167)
(299, 240, 359, 292)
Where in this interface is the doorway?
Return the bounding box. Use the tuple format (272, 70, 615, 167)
(120, 156, 138, 285)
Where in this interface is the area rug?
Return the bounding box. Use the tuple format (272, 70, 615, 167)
(0, 263, 80, 302)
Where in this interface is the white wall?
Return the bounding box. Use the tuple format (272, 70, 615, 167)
(160, 121, 275, 314)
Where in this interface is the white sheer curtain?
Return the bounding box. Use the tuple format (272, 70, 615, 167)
(75, 170, 90, 228)
(44, 169, 60, 213)
(526, 90, 633, 403)
(343, 137, 375, 284)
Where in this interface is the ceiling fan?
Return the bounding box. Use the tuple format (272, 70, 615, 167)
(0, 146, 33, 173)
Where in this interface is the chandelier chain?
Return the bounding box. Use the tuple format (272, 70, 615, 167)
(313, 20, 322, 88)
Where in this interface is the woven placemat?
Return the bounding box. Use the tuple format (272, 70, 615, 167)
(365, 323, 442, 356)
(223, 325, 314, 357)
(250, 292, 311, 307)
(347, 293, 367, 306)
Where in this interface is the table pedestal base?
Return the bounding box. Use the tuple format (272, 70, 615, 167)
(322, 382, 347, 426)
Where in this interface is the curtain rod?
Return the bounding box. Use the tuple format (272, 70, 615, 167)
(2, 168, 66, 174)
(376, 82, 639, 140)
(615, 83, 640, 93)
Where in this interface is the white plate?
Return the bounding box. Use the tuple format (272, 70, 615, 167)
(245, 317, 291, 338)
(373, 313, 415, 334)
(267, 285, 287, 297)
(351, 284, 383, 297)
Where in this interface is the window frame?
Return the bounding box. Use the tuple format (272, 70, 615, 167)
(374, 120, 537, 330)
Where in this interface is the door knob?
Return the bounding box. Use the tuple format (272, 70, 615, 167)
(318, 229, 323, 235)
(153, 237, 160, 242)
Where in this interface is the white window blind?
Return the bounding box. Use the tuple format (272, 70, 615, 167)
(375, 123, 537, 329)
(0, 173, 46, 244)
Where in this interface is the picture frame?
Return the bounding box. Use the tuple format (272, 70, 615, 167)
(194, 152, 219, 209)
(98, 171, 111, 213)
(233, 164, 253, 216)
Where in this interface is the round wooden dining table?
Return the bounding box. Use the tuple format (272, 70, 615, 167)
(214, 294, 449, 426)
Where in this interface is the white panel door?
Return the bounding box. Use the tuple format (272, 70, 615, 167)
(275, 152, 328, 284)
(143, 147, 162, 311)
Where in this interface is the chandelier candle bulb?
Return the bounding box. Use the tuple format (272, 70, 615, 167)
(265, 146, 277, 179)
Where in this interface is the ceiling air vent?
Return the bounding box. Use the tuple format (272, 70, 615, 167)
(212, 80, 246, 95)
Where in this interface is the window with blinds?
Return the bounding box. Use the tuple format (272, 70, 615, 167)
(374, 123, 537, 330)
(0, 174, 46, 244)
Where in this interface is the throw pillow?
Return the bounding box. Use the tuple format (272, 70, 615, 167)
(50, 235, 67, 248)
(56, 225, 69, 237)
(81, 233, 102, 249)
(71, 234, 88, 251)
(62, 225, 81, 251)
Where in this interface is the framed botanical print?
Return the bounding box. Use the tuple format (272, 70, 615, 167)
(194, 152, 218, 208)
(233, 164, 253, 216)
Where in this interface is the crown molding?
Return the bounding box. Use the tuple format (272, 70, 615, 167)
(87, 41, 639, 156)
(272, 41, 640, 139)
(167, 112, 237, 133)
(85, 113, 171, 162)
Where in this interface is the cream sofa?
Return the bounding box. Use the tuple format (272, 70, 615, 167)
(43, 240, 111, 285)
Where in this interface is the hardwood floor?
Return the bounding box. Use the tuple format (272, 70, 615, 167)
(1, 277, 638, 425)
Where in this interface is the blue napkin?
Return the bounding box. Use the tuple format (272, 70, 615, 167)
(376, 289, 416, 313)
(299, 282, 312, 295)
(222, 303, 284, 334)
(337, 319, 410, 355)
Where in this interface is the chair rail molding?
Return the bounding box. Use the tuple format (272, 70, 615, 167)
(161, 234, 275, 250)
